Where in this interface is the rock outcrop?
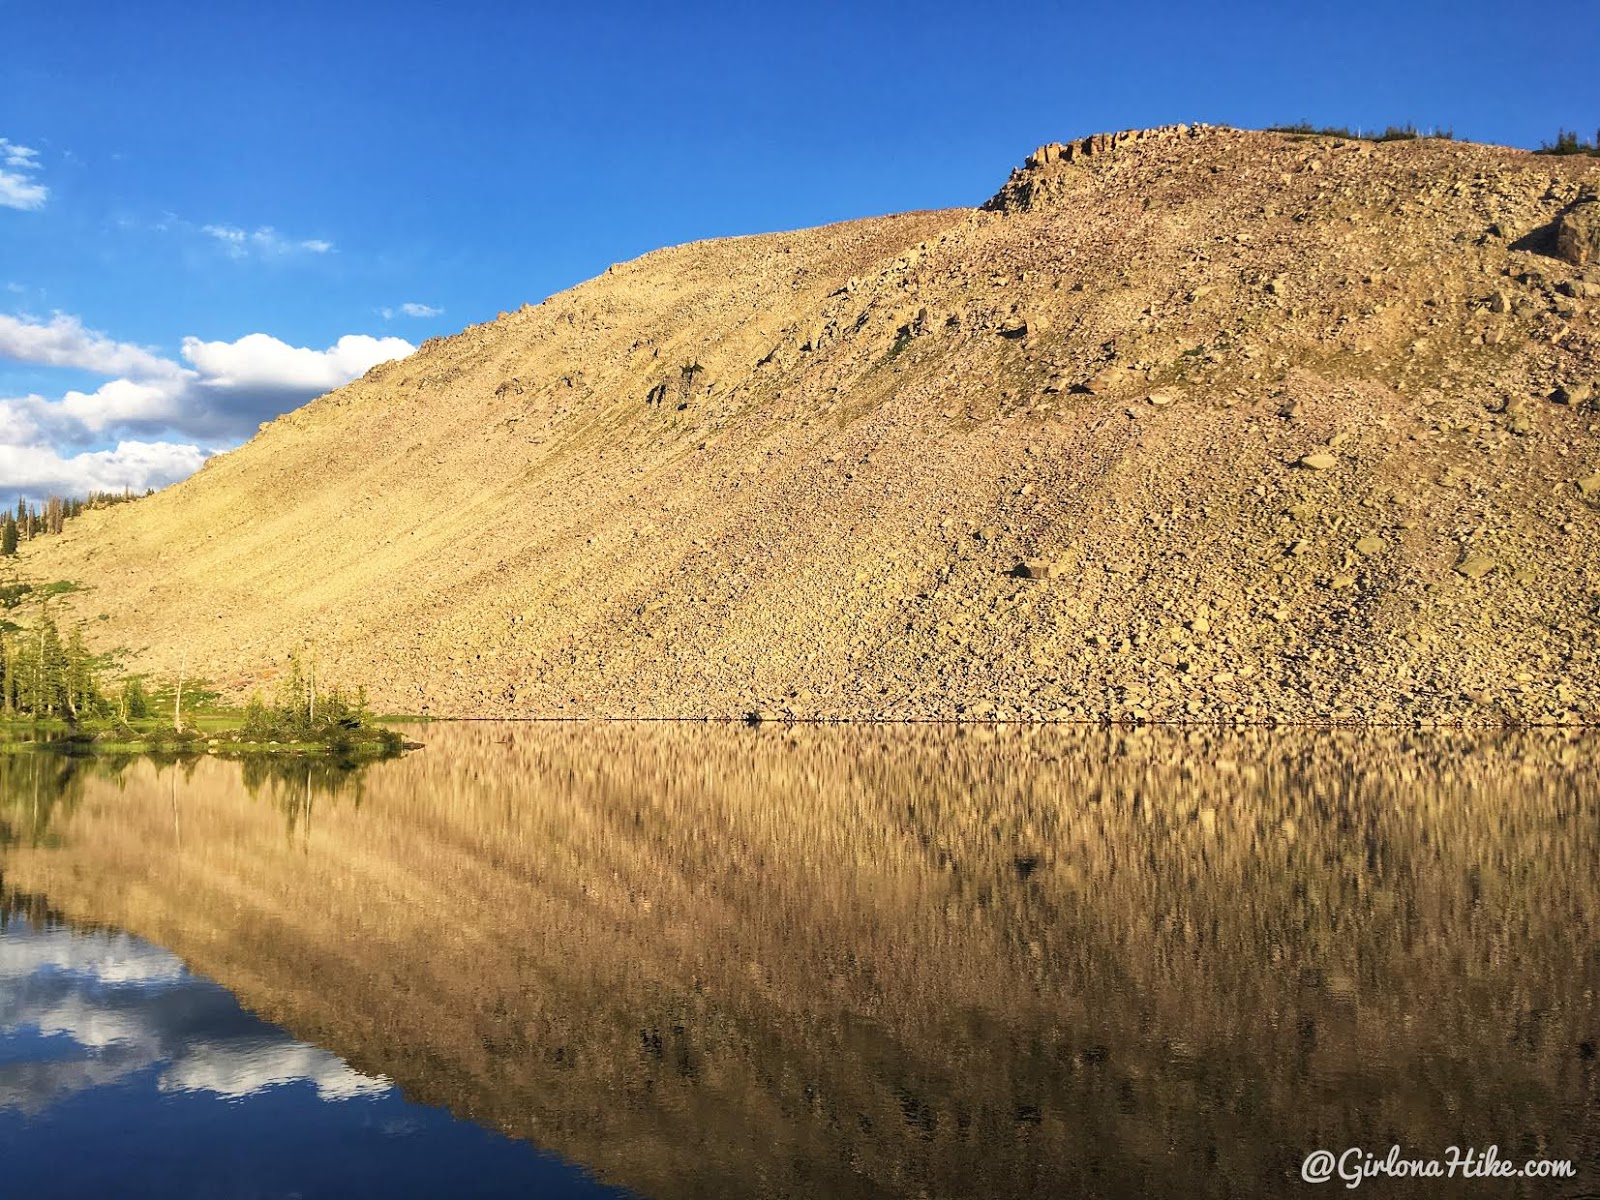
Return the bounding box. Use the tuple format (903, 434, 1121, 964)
(1555, 194, 1600, 265)
(984, 123, 1213, 213)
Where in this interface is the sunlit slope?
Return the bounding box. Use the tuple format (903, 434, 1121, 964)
(24, 125, 1600, 722)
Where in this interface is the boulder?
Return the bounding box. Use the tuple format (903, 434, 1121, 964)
(1555, 201, 1600, 267)
(1552, 381, 1594, 406)
(1012, 558, 1070, 581)
(1078, 365, 1133, 394)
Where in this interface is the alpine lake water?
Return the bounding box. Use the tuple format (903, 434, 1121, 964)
(1, 721, 1595, 1199)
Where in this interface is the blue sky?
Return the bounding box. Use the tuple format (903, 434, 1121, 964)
(2, 0, 1596, 499)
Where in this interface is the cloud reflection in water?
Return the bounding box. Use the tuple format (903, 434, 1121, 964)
(0, 924, 391, 1114)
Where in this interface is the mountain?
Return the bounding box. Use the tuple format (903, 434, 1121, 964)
(18, 124, 1600, 723)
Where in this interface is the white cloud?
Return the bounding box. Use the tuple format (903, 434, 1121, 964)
(0, 138, 47, 211)
(60, 377, 191, 433)
(0, 312, 415, 496)
(1, 386, 195, 446)
(385, 302, 441, 319)
(0, 395, 43, 443)
(1, 142, 38, 169)
(202, 224, 334, 259)
(0, 313, 184, 381)
(180, 332, 413, 393)
(201, 224, 244, 250)
(0, 439, 209, 497)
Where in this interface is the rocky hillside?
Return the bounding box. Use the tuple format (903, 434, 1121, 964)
(16, 125, 1600, 724)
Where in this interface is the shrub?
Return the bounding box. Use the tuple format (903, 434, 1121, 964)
(1535, 129, 1600, 157)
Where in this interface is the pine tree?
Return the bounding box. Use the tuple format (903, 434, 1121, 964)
(36, 612, 65, 717)
(1, 516, 16, 557)
(121, 677, 150, 720)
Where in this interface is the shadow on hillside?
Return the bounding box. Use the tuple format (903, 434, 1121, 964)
(1511, 219, 1559, 256)
(1513, 190, 1597, 258)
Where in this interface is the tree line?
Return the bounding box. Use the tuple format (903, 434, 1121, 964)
(1536, 129, 1600, 157)
(1, 604, 383, 748)
(1266, 122, 1457, 142)
(0, 609, 108, 721)
(2, 489, 153, 556)
(1264, 122, 1600, 158)
(0, 597, 215, 727)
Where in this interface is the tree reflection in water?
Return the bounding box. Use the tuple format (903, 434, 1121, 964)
(1, 723, 1597, 1200)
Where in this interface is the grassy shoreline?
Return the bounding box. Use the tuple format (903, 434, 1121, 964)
(1, 714, 415, 761)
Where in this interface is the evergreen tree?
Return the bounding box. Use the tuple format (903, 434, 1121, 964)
(0, 612, 104, 722)
(120, 677, 150, 720)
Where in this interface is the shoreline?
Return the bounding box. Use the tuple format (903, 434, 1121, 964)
(275, 712, 1600, 731)
(0, 715, 412, 760)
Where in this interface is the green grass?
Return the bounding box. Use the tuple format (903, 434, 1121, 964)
(0, 712, 409, 761)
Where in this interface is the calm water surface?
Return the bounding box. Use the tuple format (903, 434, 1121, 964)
(1, 723, 1596, 1198)
(0, 914, 627, 1198)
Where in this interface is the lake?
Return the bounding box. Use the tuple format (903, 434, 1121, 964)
(1, 722, 1596, 1198)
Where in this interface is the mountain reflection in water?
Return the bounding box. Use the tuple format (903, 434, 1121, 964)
(2, 723, 1597, 1199)
(0, 904, 630, 1199)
